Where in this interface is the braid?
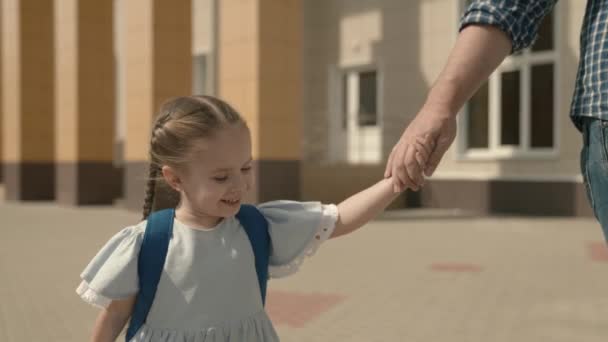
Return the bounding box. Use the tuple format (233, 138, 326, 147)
(154, 111, 172, 131)
(141, 110, 173, 220)
(142, 163, 160, 220)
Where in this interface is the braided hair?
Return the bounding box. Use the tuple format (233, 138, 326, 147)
(141, 96, 244, 219)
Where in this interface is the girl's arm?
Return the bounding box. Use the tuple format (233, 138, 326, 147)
(331, 178, 400, 238)
(90, 296, 136, 342)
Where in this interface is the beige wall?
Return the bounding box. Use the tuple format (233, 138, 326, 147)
(192, 0, 212, 56)
(2, 0, 55, 163)
(123, 0, 154, 161)
(301, 0, 452, 202)
(114, 0, 125, 146)
(258, 0, 302, 160)
(55, 0, 114, 162)
(218, 0, 259, 156)
(303, 0, 451, 163)
(116, 0, 210, 159)
(55, 0, 78, 162)
(122, 0, 192, 162)
(302, 0, 588, 188)
(1, 0, 17, 163)
(219, 0, 301, 161)
(0, 2, 2, 168)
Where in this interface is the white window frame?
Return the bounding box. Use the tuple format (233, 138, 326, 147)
(455, 1, 561, 161)
(328, 65, 384, 164)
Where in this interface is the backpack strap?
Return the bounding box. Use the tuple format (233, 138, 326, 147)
(236, 204, 271, 305)
(125, 208, 174, 341)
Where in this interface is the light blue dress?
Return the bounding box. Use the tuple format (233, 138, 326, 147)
(76, 201, 338, 342)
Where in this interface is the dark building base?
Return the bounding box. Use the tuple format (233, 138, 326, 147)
(419, 179, 593, 217)
(56, 162, 123, 205)
(4, 162, 55, 201)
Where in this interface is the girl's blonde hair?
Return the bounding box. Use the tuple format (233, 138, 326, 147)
(142, 95, 245, 219)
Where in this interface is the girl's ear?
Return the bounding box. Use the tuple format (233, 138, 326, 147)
(161, 165, 182, 192)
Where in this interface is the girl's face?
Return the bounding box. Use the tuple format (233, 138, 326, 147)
(172, 123, 254, 220)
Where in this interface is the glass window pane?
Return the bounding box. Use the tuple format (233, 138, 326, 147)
(501, 70, 521, 146)
(358, 71, 377, 126)
(192, 54, 207, 95)
(467, 82, 489, 149)
(531, 64, 554, 148)
(532, 12, 553, 52)
(342, 74, 348, 130)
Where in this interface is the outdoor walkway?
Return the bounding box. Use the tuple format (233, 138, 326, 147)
(1, 199, 607, 341)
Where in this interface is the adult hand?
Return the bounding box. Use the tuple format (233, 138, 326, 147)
(384, 105, 457, 193)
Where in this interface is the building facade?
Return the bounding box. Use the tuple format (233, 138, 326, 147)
(300, 0, 591, 216)
(0, 0, 593, 216)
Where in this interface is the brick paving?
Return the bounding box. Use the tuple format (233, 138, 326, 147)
(1, 199, 607, 341)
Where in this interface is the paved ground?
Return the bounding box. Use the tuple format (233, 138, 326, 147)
(1, 198, 607, 341)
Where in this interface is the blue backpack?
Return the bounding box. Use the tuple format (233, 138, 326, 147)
(125, 204, 270, 341)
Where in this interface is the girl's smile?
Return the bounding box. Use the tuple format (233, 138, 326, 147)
(163, 122, 254, 229)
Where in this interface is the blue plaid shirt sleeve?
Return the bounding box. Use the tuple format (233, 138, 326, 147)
(460, 0, 558, 53)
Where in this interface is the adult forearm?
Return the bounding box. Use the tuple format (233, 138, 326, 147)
(425, 25, 512, 117)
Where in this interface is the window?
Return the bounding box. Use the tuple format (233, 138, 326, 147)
(333, 68, 381, 164)
(192, 54, 207, 95)
(459, 2, 558, 158)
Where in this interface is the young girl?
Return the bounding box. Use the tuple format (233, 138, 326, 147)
(76, 95, 406, 341)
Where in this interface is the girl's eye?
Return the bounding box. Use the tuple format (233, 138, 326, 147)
(213, 176, 228, 183)
(242, 166, 252, 173)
